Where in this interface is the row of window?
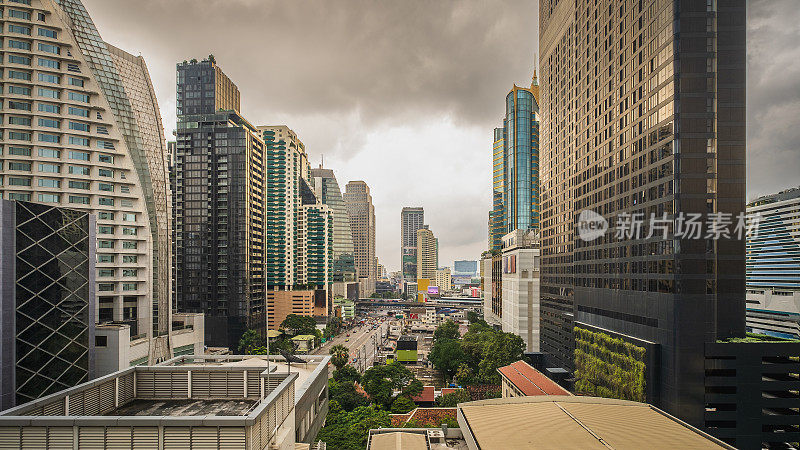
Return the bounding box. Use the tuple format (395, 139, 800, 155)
(2, 146, 115, 163)
(5, 161, 120, 178)
(5, 85, 90, 103)
(7, 99, 95, 118)
(6, 24, 58, 39)
(98, 269, 139, 277)
(2, 175, 130, 192)
(98, 254, 139, 263)
(5, 130, 115, 149)
(98, 240, 138, 250)
(5, 69, 84, 87)
(7, 116, 95, 133)
(98, 282, 139, 292)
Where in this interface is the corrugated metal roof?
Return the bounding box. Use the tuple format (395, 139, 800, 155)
(369, 432, 427, 450)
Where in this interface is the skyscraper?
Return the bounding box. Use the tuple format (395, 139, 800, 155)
(0, 0, 175, 366)
(401, 207, 425, 280)
(416, 226, 437, 281)
(490, 127, 505, 251)
(345, 181, 376, 296)
(540, 0, 745, 429)
(503, 80, 540, 234)
(174, 59, 266, 348)
(311, 166, 356, 282)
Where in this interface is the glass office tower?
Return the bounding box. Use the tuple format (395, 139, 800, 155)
(311, 166, 356, 282)
(490, 127, 505, 250)
(503, 82, 540, 233)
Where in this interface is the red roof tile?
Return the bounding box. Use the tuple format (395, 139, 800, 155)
(411, 385, 435, 403)
(497, 360, 571, 396)
(440, 388, 458, 396)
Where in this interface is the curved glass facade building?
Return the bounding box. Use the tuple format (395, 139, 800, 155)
(0, 0, 172, 363)
(503, 82, 540, 234)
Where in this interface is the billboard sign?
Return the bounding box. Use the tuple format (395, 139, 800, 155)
(427, 286, 439, 295)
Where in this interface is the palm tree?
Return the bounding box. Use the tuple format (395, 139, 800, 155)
(330, 344, 350, 371)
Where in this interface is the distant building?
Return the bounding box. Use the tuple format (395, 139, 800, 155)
(0, 201, 94, 410)
(416, 227, 437, 281)
(401, 207, 425, 280)
(333, 297, 355, 320)
(490, 127, 506, 251)
(499, 230, 540, 352)
(268, 290, 321, 330)
(345, 181, 377, 296)
(454, 260, 478, 276)
(746, 187, 800, 339)
(310, 166, 356, 282)
(436, 267, 452, 291)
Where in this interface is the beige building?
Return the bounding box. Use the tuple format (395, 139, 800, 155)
(344, 180, 376, 296)
(268, 290, 316, 330)
(435, 267, 452, 291)
(416, 227, 437, 281)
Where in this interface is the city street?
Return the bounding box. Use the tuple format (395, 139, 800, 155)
(312, 320, 389, 372)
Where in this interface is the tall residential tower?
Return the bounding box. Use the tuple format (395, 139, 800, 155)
(401, 207, 424, 280)
(345, 181, 376, 296)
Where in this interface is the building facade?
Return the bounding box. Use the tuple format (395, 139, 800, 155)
(745, 187, 800, 339)
(311, 166, 356, 282)
(490, 128, 505, 251)
(540, 0, 745, 434)
(174, 59, 266, 348)
(416, 227, 437, 281)
(454, 260, 478, 276)
(503, 81, 540, 235)
(499, 230, 540, 352)
(0, 0, 177, 367)
(435, 267, 452, 292)
(345, 180, 376, 296)
(401, 207, 425, 280)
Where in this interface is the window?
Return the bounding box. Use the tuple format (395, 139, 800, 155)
(8, 55, 31, 65)
(10, 0, 33, 5)
(68, 150, 90, 161)
(39, 73, 59, 84)
(68, 180, 90, 190)
(9, 146, 31, 156)
(8, 24, 32, 35)
(37, 43, 59, 54)
(38, 148, 60, 158)
(68, 92, 90, 103)
(121, 199, 133, 208)
(96, 125, 109, 135)
(68, 106, 89, 117)
(38, 28, 57, 38)
(98, 183, 114, 192)
(38, 58, 59, 69)
(38, 193, 59, 203)
(99, 197, 114, 206)
(38, 162, 60, 173)
(68, 77, 84, 87)
(7, 40, 31, 51)
(8, 85, 31, 95)
(38, 133, 60, 143)
(9, 9, 31, 20)
(98, 154, 115, 163)
(95, 336, 108, 347)
(39, 103, 59, 113)
(68, 165, 89, 175)
(122, 227, 137, 236)
(98, 254, 114, 263)
(98, 240, 114, 249)
(9, 116, 32, 126)
(69, 195, 89, 204)
(8, 177, 31, 186)
(38, 117, 59, 128)
(123, 255, 138, 263)
(38, 178, 60, 188)
(8, 70, 31, 80)
(120, 185, 130, 194)
(98, 283, 115, 292)
(69, 121, 89, 132)
(8, 193, 31, 201)
(68, 136, 89, 146)
(8, 162, 31, 171)
(123, 269, 138, 277)
(8, 131, 32, 141)
(122, 241, 137, 249)
(98, 226, 114, 234)
(98, 211, 114, 220)
(122, 213, 136, 222)
(37, 12, 45, 21)
(9, 101, 32, 111)
(97, 140, 115, 150)
(98, 169, 114, 178)
(122, 283, 138, 291)
(38, 87, 59, 99)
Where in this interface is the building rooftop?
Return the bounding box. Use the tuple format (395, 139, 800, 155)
(497, 360, 571, 396)
(107, 398, 258, 417)
(457, 396, 732, 449)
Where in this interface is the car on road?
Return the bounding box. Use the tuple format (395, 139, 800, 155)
(346, 338, 350, 342)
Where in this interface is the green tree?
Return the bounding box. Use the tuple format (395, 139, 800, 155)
(455, 363, 474, 385)
(476, 332, 525, 384)
(280, 314, 317, 336)
(433, 320, 460, 343)
(328, 379, 370, 411)
(428, 338, 466, 380)
(238, 329, 262, 354)
(333, 366, 361, 384)
(361, 362, 423, 409)
(317, 401, 390, 450)
(435, 389, 471, 407)
(466, 310, 480, 324)
(330, 344, 350, 371)
(390, 395, 417, 414)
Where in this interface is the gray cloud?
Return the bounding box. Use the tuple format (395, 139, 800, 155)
(82, 0, 798, 271)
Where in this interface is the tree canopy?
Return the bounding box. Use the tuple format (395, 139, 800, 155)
(237, 329, 262, 354)
(428, 338, 467, 380)
(433, 320, 460, 343)
(316, 401, 390, 450)
(328, 380, 370, 412)
(329, 344, 350, 371)
(332, 366, 361, 384)
(280, 314, 317, 336)
(435, 389, 471, 407)
(361, 362, 423, 409)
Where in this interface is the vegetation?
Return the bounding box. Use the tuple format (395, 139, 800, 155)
(329, 344, 350, 371)
(332, 366, 361, 384)
(433, 320, 460, 342)
(238, 329, 262, 354)
(573, 327, 646, 402)
(466, 310, 480, 324)
(328, 379, 370, 412)
(361, 362, 423, 410)
(370, 291, 402, 299)
(435, 389, 471, 407)
(720, 332, 799, 343)
(390, 395, 417, 414)
(428, 338, 467, 380)
(280, 314, 318, 336)
(404, 417, 459, 429)
(316, 401, 390, 450)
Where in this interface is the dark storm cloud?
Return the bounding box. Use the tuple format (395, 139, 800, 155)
(747, 0, 800, 200)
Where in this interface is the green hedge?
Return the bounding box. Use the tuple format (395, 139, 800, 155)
(573, 327, 646, 402)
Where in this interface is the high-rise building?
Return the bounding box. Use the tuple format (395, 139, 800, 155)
(345, 181, 376, 296)
(505, 80, 540, 233)
(490, 128, 505, 250)
(311, 166, 356, 282)
(416, 227, 437, 281)
(435, 267, 451, 292)
(540, 0, 745, 431)
(454, 260, 478, 276)
(745, 186, 800, 339)
(499, 230, 540, 352)
(0, 0, 178, 368)
(0, 201, 94, 410)
(175, 59, 266, 348)
(401, 207, 425, 280)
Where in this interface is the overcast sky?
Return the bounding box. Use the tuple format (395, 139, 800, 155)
(82, 0, 799, 273)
